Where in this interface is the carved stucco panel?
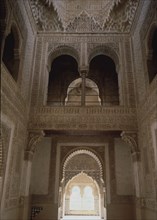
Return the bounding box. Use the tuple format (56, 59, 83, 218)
(62, 150, 103, 187)
(29, 109, 137, 131)
(29, 0, 139, 33)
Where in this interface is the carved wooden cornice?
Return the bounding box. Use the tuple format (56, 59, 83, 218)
(24, 130, 45, 161)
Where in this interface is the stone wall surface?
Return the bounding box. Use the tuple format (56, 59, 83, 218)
(1, 65, 28, 220)
(1, 1, 36, 219)
(132, 0, 157, 219)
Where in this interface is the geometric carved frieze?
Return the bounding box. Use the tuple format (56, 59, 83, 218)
(24, 130, 45, 161)
(29, 106, 137, 131)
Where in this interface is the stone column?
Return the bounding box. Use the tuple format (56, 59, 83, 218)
(20, 130, 45, 220)
(80, 67, 88, 106)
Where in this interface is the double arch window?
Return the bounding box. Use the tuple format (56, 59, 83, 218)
(69, 185, 95, 211)
(47, 54, 119, 106)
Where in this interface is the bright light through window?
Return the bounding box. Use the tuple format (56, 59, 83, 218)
(70, 186, 81, 210)
(70, 186, 94, 211)
(82, 186, 94, 210)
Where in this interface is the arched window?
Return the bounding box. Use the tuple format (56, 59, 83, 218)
(69, 185, 95, 211)
(69, 186, 81, 210)
(2, 25, 21, 81)
(65, 78, 101, 106)
(89, 55, 119, 106)
(82, 186, 94, 210)
(147, 27, 157, 83)
(47, 55, 79, 105)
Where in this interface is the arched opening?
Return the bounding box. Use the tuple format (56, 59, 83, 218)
(47, 55, 79, 105)
(69, 186, 82, 211)
(59, 150, 106, 220)
(63, 173, 100, 217)
(89, 55, 119, 106)
(147, 27, 157, 83)
(82, 186, 95, 211)
(2, 25, 21, 81)
(65, 78, 101, 106)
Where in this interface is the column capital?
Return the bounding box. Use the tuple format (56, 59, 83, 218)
(79, 66, 89, 76)
(24, 130, 45, 161)
(121, 131, 140, 160)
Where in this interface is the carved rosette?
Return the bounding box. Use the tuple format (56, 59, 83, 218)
(24, 130, 45, 161)
(121, 131, 140, 161)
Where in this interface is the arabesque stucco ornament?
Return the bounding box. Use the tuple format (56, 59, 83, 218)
(29, 0, 139, 32)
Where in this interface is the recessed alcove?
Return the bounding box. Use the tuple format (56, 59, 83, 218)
(64, 173, 98, 216)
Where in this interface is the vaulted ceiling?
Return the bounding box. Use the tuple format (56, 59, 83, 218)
(29, 0, 139, 33)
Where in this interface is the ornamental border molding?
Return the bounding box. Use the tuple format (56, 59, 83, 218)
(43, 35, 128, 44)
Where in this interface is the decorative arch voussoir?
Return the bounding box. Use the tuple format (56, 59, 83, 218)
(63, 149, 103, 179)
